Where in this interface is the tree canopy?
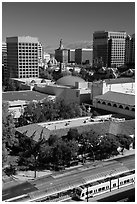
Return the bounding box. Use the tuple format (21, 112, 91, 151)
(17, 100, 85, 127)
(2, 102, 17, 166)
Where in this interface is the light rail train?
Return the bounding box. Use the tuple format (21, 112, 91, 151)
(73, 170, 135, 200)
(3, 155, 135, 202)
(5, 170, 135, 202)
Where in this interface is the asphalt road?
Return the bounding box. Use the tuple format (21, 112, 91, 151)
(2, 154, 135, 201)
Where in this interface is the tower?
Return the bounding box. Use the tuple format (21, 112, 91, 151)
(93, 31, 126, 68)
(6, 36, 39, 78)
(55, 39, 68, 65)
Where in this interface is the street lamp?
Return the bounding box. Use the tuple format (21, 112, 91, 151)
(34, 153, 39, 178)
(90, 144, 95, 162)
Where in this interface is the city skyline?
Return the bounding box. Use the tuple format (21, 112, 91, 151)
(2, 2, 135, 52)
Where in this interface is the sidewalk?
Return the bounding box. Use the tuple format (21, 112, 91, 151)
(3, 149, 135, 185)
(12, 170, 52, 181)
(104, 149, 135, 162)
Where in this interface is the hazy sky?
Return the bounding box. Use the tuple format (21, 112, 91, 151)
(2, 2, 135, 49)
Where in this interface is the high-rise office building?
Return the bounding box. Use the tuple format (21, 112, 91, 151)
(38, 42, 43, 67)
(68, 49, 75, 63)
(2, 42, 7, 80)
(6, 36, 39, 78)
(125, 34, 135, 65)
(131, 34, 135, 64)
(55, 39, 68, 64)
(93, 31, 127, 68)
(75, 48, 93, 65)
(125, 35, 131, 64)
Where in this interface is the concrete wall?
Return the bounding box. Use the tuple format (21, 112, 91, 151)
(57, 88, 80, 104)
(75, 82, 89, 89)
(34, 84, 80, 104)
(80, 93, 91, 104)
(90, 81, 103, 101)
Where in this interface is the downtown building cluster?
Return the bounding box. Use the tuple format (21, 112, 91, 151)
(2, 30, 135, 80)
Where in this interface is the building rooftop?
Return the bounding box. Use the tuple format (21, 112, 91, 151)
(104, 78, 135, 85)
(2, 90, 54, 102)
(56, 76, 85, 87)
(94, 91, 135, 106)
(16, 117, 135, 142)
(16, 124, 50, 142)
(11, 78, 52, 84)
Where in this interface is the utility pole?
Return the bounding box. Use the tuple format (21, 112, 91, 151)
(86, 186, 89, 202)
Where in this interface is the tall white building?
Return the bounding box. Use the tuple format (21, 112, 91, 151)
(6, 36, 39, 78)
(43, 52, 50, 63)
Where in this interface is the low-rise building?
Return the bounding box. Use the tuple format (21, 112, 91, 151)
(16, 116, 135, 142)
(91, 77, 135, 101)
(9, 77, 53, 91)
(34, 76, 92, 104)
(3, 90, 56, 118)
(93, 91, 135, 118)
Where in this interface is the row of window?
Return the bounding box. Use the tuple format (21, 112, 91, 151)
(82, 176, 134, 197)
(19, 59, 38, 61)
(19, 63, 38, 65)
(19, 51, 38, 53)
(19, 75, 39, 78)
(19, 53, 38, 55)
(19, 66, 38, 69)
(97, 100, 135, 111)
(19, 43, 38, 46)
(19, 55, 38, 58)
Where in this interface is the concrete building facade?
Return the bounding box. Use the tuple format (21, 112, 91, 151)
(75, 48, 93, 65)
(6, 36, 39, 78)
(93, 31, 127, 68)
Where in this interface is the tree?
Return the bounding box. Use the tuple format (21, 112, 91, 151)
(66, 128, 80, 141)
(3, 78, 18, 92)
(17, 100, 84, 127)
(96, 134, 120, 159)
(48, 134, 59, 146)
(18, 129, 45, 177)
(2, 143, 8, 166)
(2, 102, 18, 167)
(116, 134, 133, 150)
(2, 102, 16, 148)
(38, 143, 53, 168)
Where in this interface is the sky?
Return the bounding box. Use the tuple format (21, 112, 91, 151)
(2, 2, 135, 51)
